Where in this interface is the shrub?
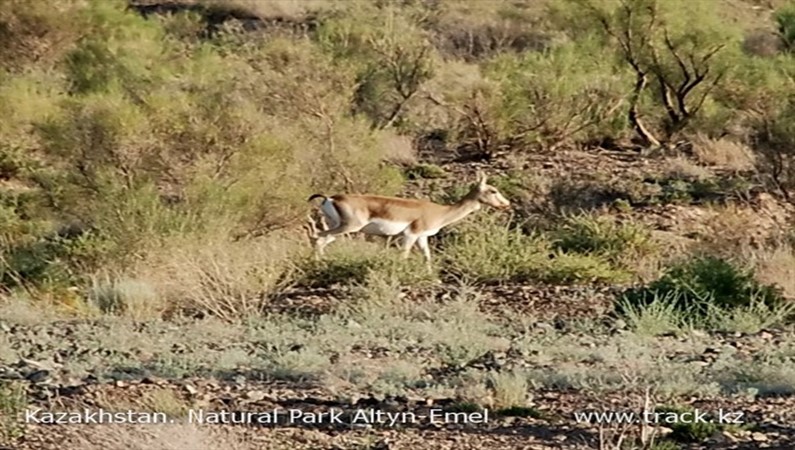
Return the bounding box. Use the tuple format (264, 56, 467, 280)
(618, 256, 786, 321)
(0, 0, 83, 70)
(775, 3, 795, 52)
(559, 0, 741, 145)
(88, 276, 161, 319)
(132, 233, 300, 320)
(293, 240, 436, 288)
(8, 5, 406, 291)
(442, 215, 629, 284)
(482, 38, 628, 151)
(551, 213, 656, 266)
(617, 292, 685, 336)
(752, 98, 795, 201)
(316, 6, 435, 129)
(441, 216, 548, 283)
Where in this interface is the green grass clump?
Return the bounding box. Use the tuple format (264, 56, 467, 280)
(618, 255, 787, 325)
(294, 241, 435, 288)
(775, 3, 795, 51)
(552, 213, 656, 265)
(443, 216, 629, 284)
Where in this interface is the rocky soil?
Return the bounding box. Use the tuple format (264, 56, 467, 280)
(3, 148, 795, 449)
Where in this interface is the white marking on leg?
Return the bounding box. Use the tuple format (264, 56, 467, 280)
(320, 199, 341, 230)
(402, 234, 419, 259)
(417, 235, 432, 266)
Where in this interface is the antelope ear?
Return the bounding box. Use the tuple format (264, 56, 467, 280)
(478, 171, 488, 187)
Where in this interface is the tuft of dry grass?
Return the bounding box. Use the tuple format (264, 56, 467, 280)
(379, 133, 417, 166)
(747, 243, 795, 299)
(488, 371, 530, 409)
(661, 156, 714, 181)
(88, 276, 163, 320)
(692, 134, 756, 171)
(0, 293, 70, 324)
(132, 232, 302, 320)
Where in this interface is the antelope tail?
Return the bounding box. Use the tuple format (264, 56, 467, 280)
(307, 193, 327, 202)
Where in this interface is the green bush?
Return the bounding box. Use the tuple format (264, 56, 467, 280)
(552, 213, 655, 265)
(442, 215, 628, 284)
(482, 38, 628, 151)
(775, 4, 795, 52)
(293, 241, 435, 288)
(618, 256, 785, 320)
(316, 7, 435, 129)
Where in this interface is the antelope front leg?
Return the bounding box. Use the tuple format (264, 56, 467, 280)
(416, 235, 432, 271)
(401, 234, 419, 259)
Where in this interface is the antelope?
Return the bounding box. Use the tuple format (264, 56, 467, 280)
(306, 172, 510, 267)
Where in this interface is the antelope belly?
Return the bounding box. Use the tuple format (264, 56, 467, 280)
(361, 219, 410, 236)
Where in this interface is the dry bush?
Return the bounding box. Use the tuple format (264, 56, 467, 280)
(660, 157, 714, 181)
(695, 203, 781, 253)
(746, 243, 795, 299)
(404, 59, 493, 139)
(743, 29, 785, 57)
(430, 0, 556, 61)
(0, 0, 84, 70)
(691, 134, 756, 171)
(488, 371, 530, 409)
(378, 133, 417, 166)
(67, 424, 252, 450)
(88, 275, 163, 320)
(132, 232, 302, 320)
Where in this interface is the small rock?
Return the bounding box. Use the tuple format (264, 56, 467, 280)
(657, 427, 673, 436)
(184, 384, 198, 395)
(712, 430, 738, 443)
(245, 390, 266, 402)
(690, 330, 707, 338)
(751, 432, 768, 442)
(0, 368, 23, 380)
(26, 369, 50, 383)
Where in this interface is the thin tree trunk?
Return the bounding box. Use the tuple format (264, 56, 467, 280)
(628, 72, 660, 148)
